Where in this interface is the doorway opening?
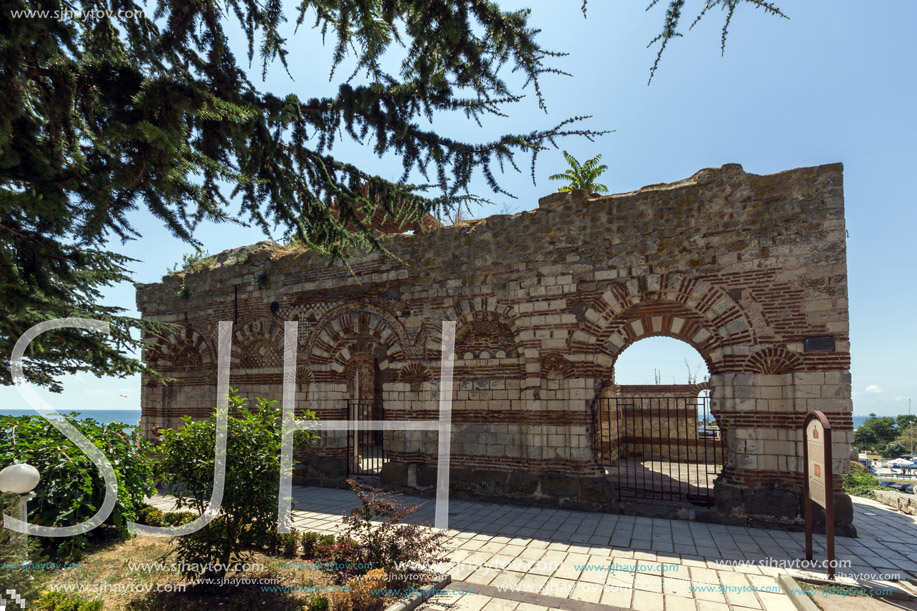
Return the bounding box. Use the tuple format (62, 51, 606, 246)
(592, 337, 724, 505)
(346, 344, 387, 476)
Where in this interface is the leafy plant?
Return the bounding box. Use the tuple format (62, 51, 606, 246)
(853, 414, 897, 451)
(301, 531, 320, 558)
(339, 480, 447, 586)
(33, 591, 104, 611)
(843, 462, 882, 499)
(0, 493, 47, 603)
(0, 414, 156, 560)
(548, 151, 609, 194)
(349, 569, 388, 611)
(307, 596, 330, 611)
(157, 389, 318, 580)
(279, 529, 300, 557)
(168, 249, 215, 274)
(895, 423, 917, 454)
(135, 505, 166, 527)
(881, 442, 907, 459)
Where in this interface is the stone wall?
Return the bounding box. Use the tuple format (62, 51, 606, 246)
(597, 384, 723, 463)
(137, 162, 855, 533)
(874, 489, 917, 516)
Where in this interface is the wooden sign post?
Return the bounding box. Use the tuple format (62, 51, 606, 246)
(803, 410, 835, 580)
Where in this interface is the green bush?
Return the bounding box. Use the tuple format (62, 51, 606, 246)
(301, 531, 320, 557)
(0, 413, 156, 559)
(134, 506, 197, 528)
(33, 591, 104, 611)
(135, 505, 166, 527)
(881, 442, 907, 459)
(307, 596, 330, 611)
(0, 492, 45, 603)
(162, 511, 198, 527)
(279, 529, 300, 557)
(843, 462, 882, 499)
(157, 389, 317, 579)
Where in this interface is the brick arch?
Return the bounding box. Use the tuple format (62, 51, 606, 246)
(575, 273, 757, 374)
(744, 347, 804, 374)
(540, 352, 576, 379)
(305, 303, 409, 376)
(145, 325, 214, 378)
(423, 300, 522, 352)
(604, 302, 723, 373)
(429, 304, 528, 379)
(442, 298, 517, 326)
(399, 362, 433, 383)
(231, 318, 285, 370)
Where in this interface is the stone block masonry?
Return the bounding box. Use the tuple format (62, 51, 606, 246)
(136, 162, 855, 534)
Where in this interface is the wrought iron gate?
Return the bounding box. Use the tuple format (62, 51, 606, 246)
(347, 400, 388, 476)
(592, 394, 724, 505)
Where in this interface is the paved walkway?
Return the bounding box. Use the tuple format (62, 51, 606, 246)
(148, 487, 917, 610)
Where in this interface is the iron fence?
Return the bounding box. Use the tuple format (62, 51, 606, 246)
(592, 394, 724, 505)
(346, 400, 387, 476)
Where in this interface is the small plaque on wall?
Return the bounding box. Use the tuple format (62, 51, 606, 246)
(804, 336, 835, 352)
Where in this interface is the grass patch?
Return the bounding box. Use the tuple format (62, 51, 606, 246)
(33, 535, 333, 611)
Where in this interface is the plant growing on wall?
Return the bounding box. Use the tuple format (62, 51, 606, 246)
(157, 389, 318, 580)
(549, 151, 609, 194)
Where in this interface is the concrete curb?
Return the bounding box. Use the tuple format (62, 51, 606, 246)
(778, 573, 821, 611)
(384, 574, 451, 611)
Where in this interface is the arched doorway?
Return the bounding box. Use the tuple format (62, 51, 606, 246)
(344, 341, 387, 475)
(593, 337, 725, 505)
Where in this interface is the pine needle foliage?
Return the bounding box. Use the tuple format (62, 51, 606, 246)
(646, 0, 787, 83)
(0, 0, 784, 388)
(0, 0, 611, 389)
(549, 151, 608, 194)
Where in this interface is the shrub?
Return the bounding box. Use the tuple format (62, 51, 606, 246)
(33, 591, 104, 611)
(306, 596, 330, 611)
(162, 511, 198, 527)
(881, 442, 908, 459)
(135, 505, 166, 527)
(843, 462, 882, 499)
(0, 493, 45, 602)
(157, 388, 317, 579)
(0, 413, 156, 560)
(301, 531, 320, 557)
(280, 529, 300, 557)
(328, 587, 353, 611)
(328, 536, 360, 567)
(349, 569, 387, 611)
(340, 480, 447, 585)
(314, 534, 337, 558)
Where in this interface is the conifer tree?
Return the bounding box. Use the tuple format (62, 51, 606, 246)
(0, 0, 784, 389)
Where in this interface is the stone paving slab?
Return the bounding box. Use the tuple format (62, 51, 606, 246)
(147, 486, 917, 610)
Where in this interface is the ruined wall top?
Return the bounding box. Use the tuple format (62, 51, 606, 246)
(137, 162, 848, 372)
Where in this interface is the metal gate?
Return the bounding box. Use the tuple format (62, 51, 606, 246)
(347, 400, 388, 476)
(592, 394, 724, 505)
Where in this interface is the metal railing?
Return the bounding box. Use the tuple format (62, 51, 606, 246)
(346, 400, 388, 476)
(593, 394, 724, 505)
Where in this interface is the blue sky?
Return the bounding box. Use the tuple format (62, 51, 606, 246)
(2, 1, 915, 417)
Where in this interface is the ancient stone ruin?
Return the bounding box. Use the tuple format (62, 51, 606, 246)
(137, 162, 854, 534)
